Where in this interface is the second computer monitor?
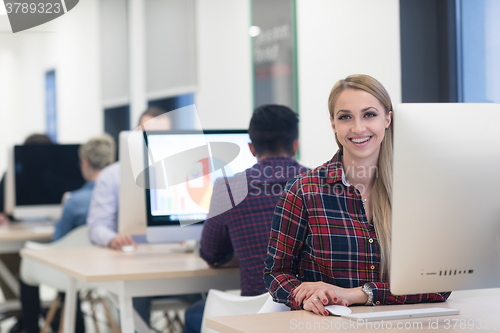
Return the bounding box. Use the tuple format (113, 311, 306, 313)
(144, 130, 256, 243)
(390, 103, 500, 295)
(118, 131, 147, 236)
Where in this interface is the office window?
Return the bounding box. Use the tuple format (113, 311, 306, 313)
(45, 70, 57, 142)
(400, 0, 458, 103)
(459, 0, 500, 102)
(104, 105, 130, 160)
(400, 0, 500, 103)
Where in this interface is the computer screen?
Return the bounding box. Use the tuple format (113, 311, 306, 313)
(390, 103, 500, 295)
(144, 130, 256, 243)
(6, 144, 85, 220)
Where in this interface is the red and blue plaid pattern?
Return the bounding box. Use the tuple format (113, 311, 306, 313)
(264, 152, 450, 309)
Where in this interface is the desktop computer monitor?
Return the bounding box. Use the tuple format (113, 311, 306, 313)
(390, 103, 500, 295)
(4, 144, 85, 220)
(118, 131, 147, 236)
(144, 130, 256, 243)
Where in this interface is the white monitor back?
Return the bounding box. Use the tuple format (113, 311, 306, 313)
(390, 103, 500, 295)
(118, 131, 147, 235)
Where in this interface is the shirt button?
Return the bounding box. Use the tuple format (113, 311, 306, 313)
(370, 265, 375, 270)
(368, 238, 374, 243)
(376, 301, 380, 305)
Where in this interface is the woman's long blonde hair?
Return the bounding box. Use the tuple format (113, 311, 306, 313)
(328, 74, 393, 280)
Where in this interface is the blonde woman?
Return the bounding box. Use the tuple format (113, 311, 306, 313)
(264, 74, 450, 316)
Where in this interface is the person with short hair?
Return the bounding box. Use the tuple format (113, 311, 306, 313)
(87, 107, 172, 250)
(52, 134, 115, 241)
(19, 134, 115, 333)
(184, 104, 309, 333)
(1, 134, 54, 333)
(0, 133, 54, 225)
(86, 107, 175, 327)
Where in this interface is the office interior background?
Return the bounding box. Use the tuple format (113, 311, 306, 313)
(0, 0, 499, 173)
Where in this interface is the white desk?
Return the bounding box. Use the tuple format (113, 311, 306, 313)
(21, 244, 240, 333)
(206, 295, 499, 333)
(0, 221, 53, 311)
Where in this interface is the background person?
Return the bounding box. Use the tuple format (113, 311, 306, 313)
(184, 104, 309, 333)
(0, 134, 54, 333)
(87, 106, 171, 251)
(0, 134, 54, 225)
(19, 134, 115, 333)
(86, 107, 201, 328)
(264, 74, 450, 316)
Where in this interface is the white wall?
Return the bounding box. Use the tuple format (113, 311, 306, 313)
(100, 0, 129, 107)
(145, 0, 197, 99)
(0, 0, 402, 173)
(296, 0, 402, 168)
(0, 0, 101, 173)
(194, 0, 401, 167)
(195, 0, 253, 130)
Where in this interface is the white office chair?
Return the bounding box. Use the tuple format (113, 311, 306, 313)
(200, 289, 289, 333)
(20, 225, 120, 333)
(21, 225, 92, 289)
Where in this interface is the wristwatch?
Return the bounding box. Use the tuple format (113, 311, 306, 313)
(361, 283, 374, 306)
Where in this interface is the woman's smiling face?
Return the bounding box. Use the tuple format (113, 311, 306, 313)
(330, 88, 392, 163)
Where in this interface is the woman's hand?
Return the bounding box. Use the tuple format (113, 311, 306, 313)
(293, 282, 368, 316)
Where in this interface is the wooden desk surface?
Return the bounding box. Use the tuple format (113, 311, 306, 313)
(206, 295, 499, 333)
(20, 244, 239, 283)
(0, 221, 54, 241)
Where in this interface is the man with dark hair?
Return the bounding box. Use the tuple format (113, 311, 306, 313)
(248, 104, 299, 157)
(184, 104, 309, 333)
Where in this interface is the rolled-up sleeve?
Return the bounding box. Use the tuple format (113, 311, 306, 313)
(87, 163, 120, 247)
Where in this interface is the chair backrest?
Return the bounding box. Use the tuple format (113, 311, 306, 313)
(24, 225, 92, 250)
(257, 294, 289, 313)
(21, 225, 92, 290)
(201, 289, 288, 333)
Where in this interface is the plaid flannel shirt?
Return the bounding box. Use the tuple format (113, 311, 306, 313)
(264, 152, 450, 309)
(200, 157, 309, 296)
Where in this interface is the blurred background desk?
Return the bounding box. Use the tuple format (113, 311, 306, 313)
(21, 244, 240, 333)
(206, 295, 499, 333)
(0, 221, 53, 313)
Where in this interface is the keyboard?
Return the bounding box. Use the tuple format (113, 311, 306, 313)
(342, 307, 459, 321)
